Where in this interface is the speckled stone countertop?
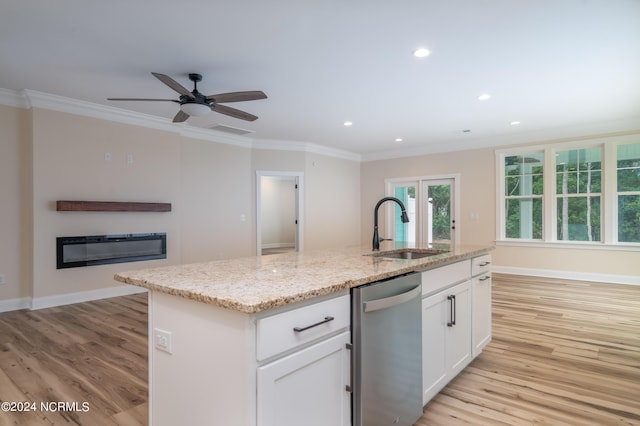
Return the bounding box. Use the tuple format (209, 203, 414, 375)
(114, 243, 494, 314)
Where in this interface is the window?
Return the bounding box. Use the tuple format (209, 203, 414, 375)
(555, 148, 602, 242)
(496, 137, 640, 247)
(617, 143, 640, 243)
(504, 153, 543, 239)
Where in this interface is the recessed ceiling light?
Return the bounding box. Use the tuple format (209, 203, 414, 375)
(343, 121, 353, 126)
(478, 94, 491, 101)
(510, 121, 521, 126)
(413, 47, 430, 58)
(395, 138, 403, 143)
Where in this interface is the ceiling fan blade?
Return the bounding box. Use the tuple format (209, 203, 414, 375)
(107, 98, 179, 102)
(151, 72, 195, 99)
(205, 91, 267, 103)
(173, 110, 190, 123)
(212, 104, 258, 121)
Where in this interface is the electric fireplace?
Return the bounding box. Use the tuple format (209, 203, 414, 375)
(56, 233, 166, 269)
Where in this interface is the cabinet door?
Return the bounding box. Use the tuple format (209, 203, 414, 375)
(257, 331, 351, 426)
(447, 280, 472, 377)
(472, 274, 492, 356)
(422, 292, 448, 405)
(422, 280, 473, 405)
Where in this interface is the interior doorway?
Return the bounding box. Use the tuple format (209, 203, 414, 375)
(256, 171, 304, 256)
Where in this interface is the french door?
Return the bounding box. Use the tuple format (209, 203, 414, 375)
(386, 176, 458, 246)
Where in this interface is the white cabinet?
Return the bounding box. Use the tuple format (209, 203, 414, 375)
(421, 280, 472, 405)
(256, 295, 351, 426)
(472, 254, 492, 356)
(257, 331, 351, 426)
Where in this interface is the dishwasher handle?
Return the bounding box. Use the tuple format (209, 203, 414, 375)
(363, 285, 421, 313)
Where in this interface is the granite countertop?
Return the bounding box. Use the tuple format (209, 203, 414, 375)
(114, 242, 494, 314)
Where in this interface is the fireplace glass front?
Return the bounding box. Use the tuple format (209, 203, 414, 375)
(56, 233, 166, 269)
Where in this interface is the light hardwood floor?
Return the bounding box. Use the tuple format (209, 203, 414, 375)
(0, 293, 148, 425)
(0, 275, 639, 425)
(418, 274, 640, 426)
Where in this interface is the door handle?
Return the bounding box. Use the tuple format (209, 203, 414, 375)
(446, 295, 456, 327)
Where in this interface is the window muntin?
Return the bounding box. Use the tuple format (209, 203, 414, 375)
(497, 138, 640, 247)
(555, 148, 602, 242)
(617, 143, 640, 243)
(503, 153, 544, 240)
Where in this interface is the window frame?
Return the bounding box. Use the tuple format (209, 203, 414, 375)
(495, 135, 640, 250)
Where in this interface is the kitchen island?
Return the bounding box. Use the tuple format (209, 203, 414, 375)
(115, 243, 493, 426)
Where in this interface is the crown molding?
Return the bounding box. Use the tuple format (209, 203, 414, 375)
(0, 88, 352, 158)
(5, 88, 636, 163)
(361, 117, 640, 162)
(0, 88, 30, 108)
(252, 139, 361, 162)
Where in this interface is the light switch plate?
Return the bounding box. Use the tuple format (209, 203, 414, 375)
(0, 274, 5, 285)
(154, 328, 173, 354)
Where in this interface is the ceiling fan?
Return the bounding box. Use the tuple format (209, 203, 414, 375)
(108, 72, 267, 123)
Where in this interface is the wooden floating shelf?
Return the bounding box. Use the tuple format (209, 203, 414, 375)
(56, 200, 172, 212)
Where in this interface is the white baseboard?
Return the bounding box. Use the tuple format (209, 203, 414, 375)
(0, 285, 147, 312)
(262, 242, 295, 249)
(0, 297, 32, 313)
(31, 285, 148, 310)
(493, 266, 640, 286)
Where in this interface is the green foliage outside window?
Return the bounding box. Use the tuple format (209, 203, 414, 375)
(504, 154, 543, 239)
(502, 142, 640, 244)
(618, 143, 640, 242)
(556, 148, 602, 242)
(429, 185, 451, 241)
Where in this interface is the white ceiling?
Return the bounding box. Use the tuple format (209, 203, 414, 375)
(1, 0, 639, 159)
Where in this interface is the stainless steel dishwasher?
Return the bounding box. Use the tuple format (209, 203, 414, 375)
(351, 272, 423, 426)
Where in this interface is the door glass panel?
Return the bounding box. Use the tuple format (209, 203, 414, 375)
(427, 183, 452, 244)
(393, 186, 416, 243)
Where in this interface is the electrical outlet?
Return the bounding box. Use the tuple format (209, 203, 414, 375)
(0, 274, 5, 285)
(154, 328, 173, 354)
(127, 154, 134, 164)
(104, 152, 111, 161)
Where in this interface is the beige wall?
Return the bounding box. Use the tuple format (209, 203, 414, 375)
(305, 153, 361, 249)
(1, 101, 636, 306)
(252, 149, 361, 251)
(0, 105, 31, 300)
(361, 135, 640, 281)
(361, 147, 496, 247)
(31, 108, 184, 298)
(0, 106, 362, 305)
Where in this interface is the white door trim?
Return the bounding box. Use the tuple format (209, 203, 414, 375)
(256, 170, 304, 255)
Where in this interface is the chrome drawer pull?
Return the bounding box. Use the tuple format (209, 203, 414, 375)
(479, 261, 491, 267)
(479, 275, 491, 281)
(293, 316, 334, 333)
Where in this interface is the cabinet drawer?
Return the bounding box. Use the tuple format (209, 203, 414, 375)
(421, 260, 470, 296)
(256, 295, 350, 361)
(472, 254, 492, 277)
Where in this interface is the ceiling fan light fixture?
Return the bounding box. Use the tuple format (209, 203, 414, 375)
(180, 102, 211, 117)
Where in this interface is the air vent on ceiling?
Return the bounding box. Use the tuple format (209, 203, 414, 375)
(209, 124, 255, 136)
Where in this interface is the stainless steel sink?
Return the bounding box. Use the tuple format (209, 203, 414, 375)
(369, 249, 449, 260)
